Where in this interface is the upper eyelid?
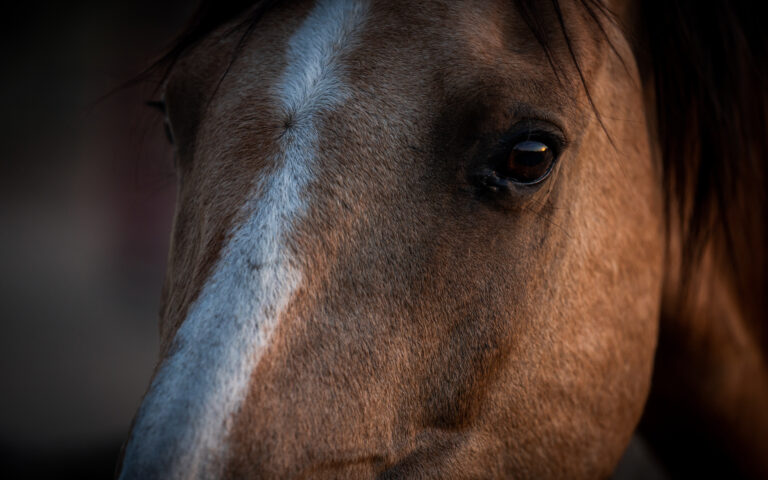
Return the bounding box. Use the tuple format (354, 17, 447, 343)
(508, 102, 570, 140)
(512, 118, 568, 145)
(490, 120, 568, 156)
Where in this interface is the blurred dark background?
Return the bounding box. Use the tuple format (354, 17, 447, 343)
(0, 2, 195, 478)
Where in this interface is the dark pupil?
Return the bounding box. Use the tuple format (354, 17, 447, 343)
(502, 140, 553, 183)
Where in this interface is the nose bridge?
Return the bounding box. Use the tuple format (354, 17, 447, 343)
(118, 59, 327, 478)
(119, 2, 372, 478)
(119, 171, 307, 479)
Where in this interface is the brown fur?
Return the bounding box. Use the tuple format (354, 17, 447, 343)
(119, 0, 768, 478)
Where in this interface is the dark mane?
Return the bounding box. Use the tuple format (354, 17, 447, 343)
(640, 0, 767, 346)
(142, 0, 767, 342)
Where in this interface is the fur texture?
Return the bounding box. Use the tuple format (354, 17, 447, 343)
(117, 0, 768, 478)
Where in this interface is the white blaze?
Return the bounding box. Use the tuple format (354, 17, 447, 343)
(119, 1, 368, 478)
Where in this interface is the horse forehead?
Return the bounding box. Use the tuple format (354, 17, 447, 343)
(166, 0, 572, 331)
(159, 0, 535, 336)
(206, 0, 523, 109)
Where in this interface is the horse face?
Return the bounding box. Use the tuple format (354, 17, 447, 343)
(121, 0, 664, 478)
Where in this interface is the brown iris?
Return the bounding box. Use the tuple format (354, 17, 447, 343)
(501, 140, 555, 184)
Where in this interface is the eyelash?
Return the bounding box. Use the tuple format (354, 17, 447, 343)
(163, 121, 175, 145)
(146, 99, 174, 144)
(493, 122, 566, 157)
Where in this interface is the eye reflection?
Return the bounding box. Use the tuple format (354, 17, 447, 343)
(501, 140, 555, 184)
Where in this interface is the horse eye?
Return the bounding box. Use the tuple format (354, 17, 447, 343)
(500, 140, 556, 184)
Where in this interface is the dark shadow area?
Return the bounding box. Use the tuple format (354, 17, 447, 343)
(0, 439, 124, 480)
(0, 1, 191, 477)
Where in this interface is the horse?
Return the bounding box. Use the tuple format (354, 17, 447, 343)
(117, 0, 768, 478)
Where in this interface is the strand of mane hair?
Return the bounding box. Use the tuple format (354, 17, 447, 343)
(640, 0, 768, 350)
